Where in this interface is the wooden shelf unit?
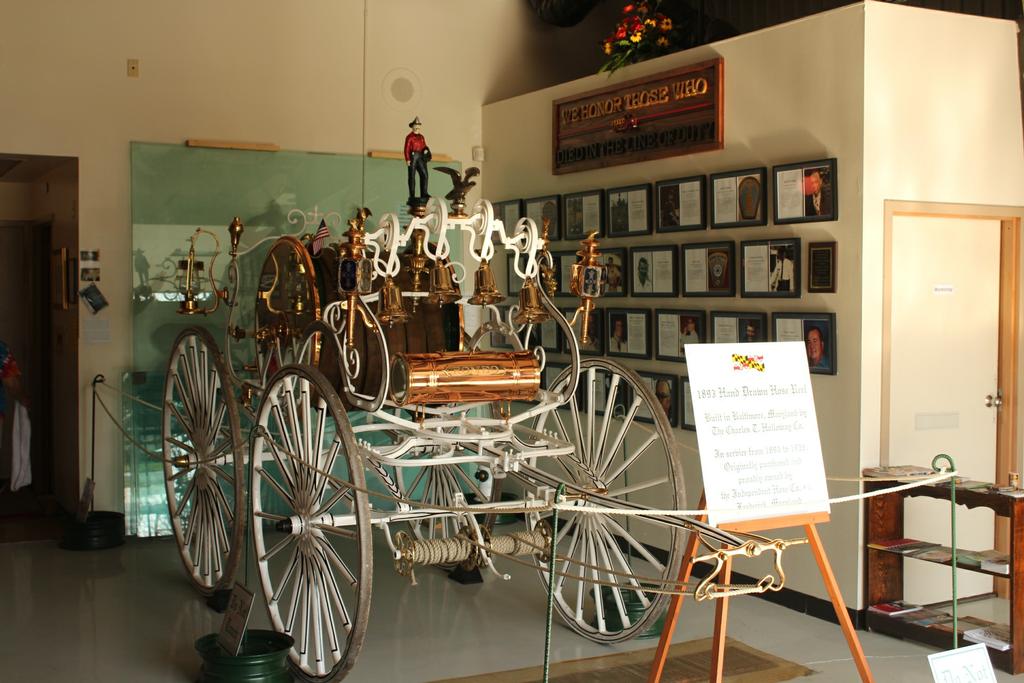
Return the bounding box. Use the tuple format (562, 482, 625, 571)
(864, 481, 1024, 674)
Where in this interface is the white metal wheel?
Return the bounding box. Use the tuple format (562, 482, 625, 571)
(162, 327, 246, 596)
(529, 358, 685, 643)
(251, 364, 372, 683)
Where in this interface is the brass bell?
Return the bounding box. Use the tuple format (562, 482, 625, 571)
(468, 259, 504, 306)
(426, 261, 460, 305)
(513, 277, 549, 325)
(376, 276, 410, 327)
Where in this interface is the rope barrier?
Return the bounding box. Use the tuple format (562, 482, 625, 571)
(94, 380, 164, 412)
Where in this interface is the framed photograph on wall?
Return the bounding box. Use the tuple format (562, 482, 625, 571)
(524, 194, 561, 239)
(710, 311, 768, 343)
(606, 184, 652, 237)
(601, 247, 628, 297)
(773, 158, 838, 224)
(563, 189, 604, 240)
(710, 167, 767, 229)
(544, 361, 567, 393)
(807, 241, 837, 293)
(493, 199, 523, 235)
(681, 241, 735, 297)
(630, 245, 679, 297)
(506, 253, 524, 294)
(773, 311, 837, 375)
(526, 316, 562, 353)
(551, 250, 578, 297)
(681, 376, 696, 430)
(740, 238, 801, 298)
(656, 175, 706, 232)
(639, 372, 680, 428)
(561, 306, 604, 355)
(606, 308, 651, 359)
(655, 309, 706, 362)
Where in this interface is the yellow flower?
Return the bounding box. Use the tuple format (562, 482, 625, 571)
(660, 17, 672, 30)
(604, 41, 613, 55)
(656, 36, 669, 47)
(630, 32, 642, 43)
(645, 18, 656, 27)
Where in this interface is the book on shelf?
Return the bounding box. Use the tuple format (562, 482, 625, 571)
(977, 549, 1010, 574)
(954, 479, 994, 491)
(868, 600, 922, 617)
(901, 608, 955, 627)
(964, 624, 1011, 651)
(931, 615, 996, 636)
(907, 546, 953, 563)
(997, 487, 1024, 498)
(862, 465, 933, 478)
(867, 538, 939, 554)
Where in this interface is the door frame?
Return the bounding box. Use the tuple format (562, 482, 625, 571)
(882, 201, 1023, 591)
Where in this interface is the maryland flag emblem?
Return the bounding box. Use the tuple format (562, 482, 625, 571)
(731, 354, 765, 372)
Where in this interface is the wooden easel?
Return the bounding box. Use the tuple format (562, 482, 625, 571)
(646, 493, 873, 683)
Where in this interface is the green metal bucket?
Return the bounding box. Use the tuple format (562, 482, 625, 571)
(195, 630, 294, 683)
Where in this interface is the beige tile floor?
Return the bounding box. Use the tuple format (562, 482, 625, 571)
(0, 536, 1018, 682)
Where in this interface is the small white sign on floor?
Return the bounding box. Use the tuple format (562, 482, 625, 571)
(218, 583, 255, 656)
(684, 342, 829, 526)
(927, 643, 996, 682)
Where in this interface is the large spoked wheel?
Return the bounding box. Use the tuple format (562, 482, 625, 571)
(251, 364, 372, 683)
(162, 327, 246, 596)
(528, 358, 685, 643)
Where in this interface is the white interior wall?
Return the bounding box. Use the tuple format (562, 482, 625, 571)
(483, 5, 867, 605)
(0, 0, 607, 512)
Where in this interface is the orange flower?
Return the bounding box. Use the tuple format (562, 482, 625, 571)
(660, 17, 672, 30)
(623, 3, 635, 12)
(604, 41, 613, 55)
(630, 32, 642, 43)
(645, 18, 656, 27)
(656, 36, 669, 47)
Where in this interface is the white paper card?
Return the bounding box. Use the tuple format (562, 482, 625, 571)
(714, 177, 737, 224)
(927, 644, 996, 683)
(628, 190, 647, 231)
(218, 583, 255, 656)
(679, 181, 701, 226)
(652, 250, 673, 293)
(659, 313, 679, 358)
(744, 244, 769, 292)
(776, 169, 804, 220)
(627, 313, 646, 355)
(685, 248, 708, 293)
(582, 195, 600, 232)
(684, 342, 830, 526)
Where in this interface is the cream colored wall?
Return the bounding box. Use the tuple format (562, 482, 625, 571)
(862, 2, 1024, 479)
(483, 5, 867, 605)
(0, 0, 623, 513)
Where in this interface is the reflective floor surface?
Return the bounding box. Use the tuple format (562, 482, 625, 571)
(0, 536, 1016, 682)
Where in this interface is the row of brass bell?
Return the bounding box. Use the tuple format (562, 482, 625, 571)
(377, 260, 462, 326)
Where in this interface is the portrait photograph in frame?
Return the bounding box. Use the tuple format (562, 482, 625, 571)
(630, 245, 679, 297)
(639, 372, 680, 428)
(773, 311, 837, 375)
(681, 376, 696, 430)
(563, 189, 604, 240)
(601, 247, 628, 297)
(807, 241, 837, 293)
(656, 175, 706, 232)
(655, 309, 706, 363)
(681, 241, 735, 297)
(710, 311, 768, 343)
(561, 306, 604, 355)
(606, 183, 652, 237)
(524, 194, 561, 240)
(710, 167, 767, 229)
(606, 308, 651, 359)
(740, 237, 801, 298)
(493, 199, 523, 235)
(773, 158, 838, 224)
(552, 250, 578, 297)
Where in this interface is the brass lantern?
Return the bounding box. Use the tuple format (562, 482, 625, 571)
(569, 232, 605, 345)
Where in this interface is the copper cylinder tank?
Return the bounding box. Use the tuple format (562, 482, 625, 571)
(389, 351, 541, 406)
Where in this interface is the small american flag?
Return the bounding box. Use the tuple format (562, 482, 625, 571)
(311, 219, 330, 256)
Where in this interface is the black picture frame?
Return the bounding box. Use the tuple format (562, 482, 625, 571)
(630, 245, 679, 297)
(772, 311, 837, 375)
(561, 306, 605, 356)
(654, 309, 706, 362)
(709, 167, 768, 229)
(739, 237, 802, 298)
(681, 241, 735, 297)
(772, 158, 838, 224)
(681, 376, 696, 431)
(601, 247, 628, 298)
(506, 253, 524, 295)
(563, 189, 605, 240)
(493, 199, 523, 236)
(807, 241, 837, 293)
(544, 361, 568, 393)
(551, 250, 578, 297)
(606, 183, 652, 237)
(524, 194, 561, 240)
(525, 316, 562, 354)
(606, 308, 651, 359)
(639, 372, 680, 428)
(709, 311, 768, 343)
(656, 175, 707, 232)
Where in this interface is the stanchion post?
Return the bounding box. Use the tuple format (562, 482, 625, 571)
(542, 483, 566, 683)
(931, 453, 958, 647)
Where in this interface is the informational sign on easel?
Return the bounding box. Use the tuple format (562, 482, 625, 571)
(684, 342, 829, 526)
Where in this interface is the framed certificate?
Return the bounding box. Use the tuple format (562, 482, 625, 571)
(606, 184, 652, 236)
(630, 245, 679, 297)
(740, 238, 801, 298)
(655, 309, 706, 362)
(709, 311, 768, 343)
(563, 189, 604, 240)
(639, 372, 680, 428)
(524, 194, 561, 239)
(772, 311, 837, 375)
(606, 308, 651, 359)
(656, 175, 706, 232)
(681, 241, 735, 297)
(807, 241, 837, 293)
(773, 158, 838, 224)
(710, 167, 767, 229)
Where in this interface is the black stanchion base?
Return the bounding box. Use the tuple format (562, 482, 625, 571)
(448, 565, 483, 585)
(206, 588, 232, 613)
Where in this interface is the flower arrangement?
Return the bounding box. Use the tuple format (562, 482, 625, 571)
(600, 1, 680, 75)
